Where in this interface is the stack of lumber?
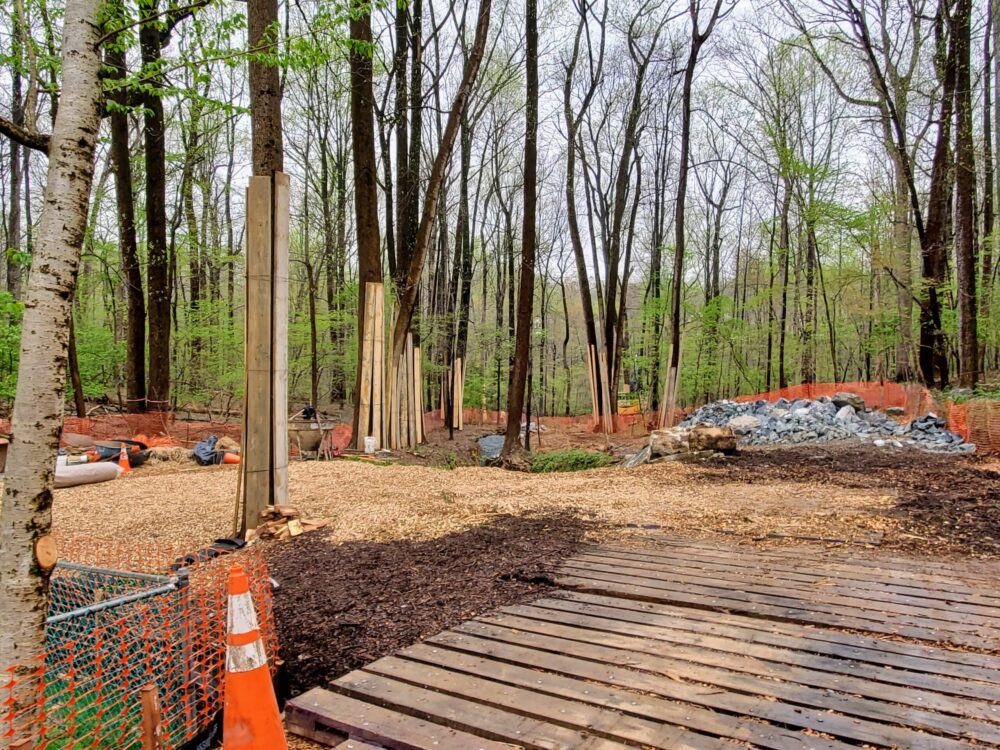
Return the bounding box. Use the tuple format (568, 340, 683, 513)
(248, 505, 330, 542)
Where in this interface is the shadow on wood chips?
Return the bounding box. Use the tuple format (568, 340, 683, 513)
(265, 513, 589, 696)
(694, 444, 1000, 555)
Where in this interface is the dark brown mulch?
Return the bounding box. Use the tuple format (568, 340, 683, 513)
(265, 513, 589, 696)
(693, 445, 1000, 556)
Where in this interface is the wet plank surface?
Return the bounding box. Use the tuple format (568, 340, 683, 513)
(287, 539, 1000, 748)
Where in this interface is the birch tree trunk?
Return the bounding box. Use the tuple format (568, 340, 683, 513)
(0, 0, 104, 739)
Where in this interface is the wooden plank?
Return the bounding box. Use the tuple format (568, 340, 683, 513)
(649, 536, 1000, 587)
(271, 171, 290, 505)
(243, 176, 274, 525)
(405, 334, 415, 447)
(558, 559, 972, 634)
(334, 741, 383, 750)
(399, 642, 855, 750)
(585, 346, 596, 426)
(286, 687, 512, 750)
(639, 539, 1000, 598)
(333, 669, 634, 750)
(497, 602, 1000, 724)
(457, 357, 464, 431)
(357, 658, 722, 750)
(554, 570, 989, 647)
(436, 623, 962, 749)
(559, 556, 997, 639)
(598, 350, 613, 433)
(372, 283, 384, 450)
(413, 346, 423, 443)
(356, 283, 376, 449)
(583, 546, 1000, 612)
(561, 556, 1000, 629)
(390, 354, 401, 449)
(542, 592, 1000, 691)
(554, 589, 1000, 676)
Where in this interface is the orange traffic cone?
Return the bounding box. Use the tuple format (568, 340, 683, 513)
(118, 444, 131, 473)
(223, 564, 287, 750)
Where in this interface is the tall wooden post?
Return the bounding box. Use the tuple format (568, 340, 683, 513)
(240, 172, 289, 536)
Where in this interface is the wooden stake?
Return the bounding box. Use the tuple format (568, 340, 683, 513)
(140, 684, 162, 750)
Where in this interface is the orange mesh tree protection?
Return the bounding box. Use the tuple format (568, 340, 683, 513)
(1, 536, 277, 749)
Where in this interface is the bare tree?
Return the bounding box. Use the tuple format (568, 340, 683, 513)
(502, 0, 539, 459)
(666, 0, 731, 422)
(952, 0, 977, 386)
(349, 1, 383, 443)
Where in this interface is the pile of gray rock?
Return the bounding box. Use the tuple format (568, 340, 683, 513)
(679, 392, 975, 454)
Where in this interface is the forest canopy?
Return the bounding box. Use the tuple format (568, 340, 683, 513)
(1, 0, 997, 421)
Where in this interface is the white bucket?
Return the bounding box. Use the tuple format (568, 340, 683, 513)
(363, 436, 376, 455)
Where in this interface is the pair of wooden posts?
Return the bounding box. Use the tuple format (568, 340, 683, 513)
(585, 338, 681, 432)
(355, 281, 425, 450)
(238, 173, 290, 535)
(585, 345, 614, 434)
(440, 357, 465, 430)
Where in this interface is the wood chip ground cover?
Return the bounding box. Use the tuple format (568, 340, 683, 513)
(8, 442, 997, 748)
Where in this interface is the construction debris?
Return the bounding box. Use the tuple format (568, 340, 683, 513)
(247, 505, 331, 543)
(680, 395, 975, 454)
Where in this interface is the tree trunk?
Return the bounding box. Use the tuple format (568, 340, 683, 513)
(0, 0, 103, 735)
(920, 3, 958, 388)
(6, 6, 24, 299)
(248, 0, 283, 175)
(107, 44, 146, 413)
(953, 0, 978, 387)
(350, 3, 383, 444)
(502, 0, 538, 459)
(983, 0, 996, 364)
(891, 161, 914, 381)
(388, 0, 493, 367)
(801, 222, 818, 384)
(777, 177, 792, 389)
(562, 5, 605, 417)
(141, 0, 171, 410)
(669, 48, 698, 415)
(68, 315, 86, 418)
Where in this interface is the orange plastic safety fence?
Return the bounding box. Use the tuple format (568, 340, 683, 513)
(1, 535, 277, 749)
(56, 413, 243, 448)
(732, 381, 999, 454)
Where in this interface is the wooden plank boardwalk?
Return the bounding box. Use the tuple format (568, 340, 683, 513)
(287, 539, 1000, 749)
